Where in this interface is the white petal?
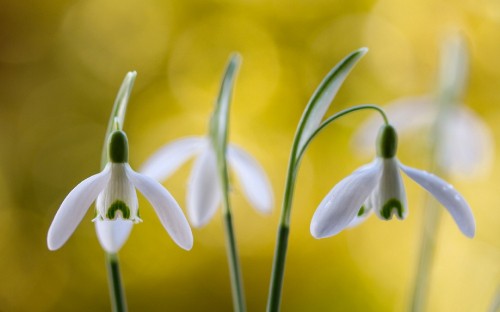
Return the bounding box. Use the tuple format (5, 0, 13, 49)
(374, 158, 408, 221)
(187, 149, 221, 228)
(351, 96, 436, 156)
(95, 219, 133, 253)
(96, 163, 139, 221)
(126, 165, 193, 250)
(437, 106, 494, 179)
(140, 137, 207, 181)
(227, 145, 273, 213)
(310, 159, 383, 238)
(47, 164, 112, 250)
(400, 164, 475, 237)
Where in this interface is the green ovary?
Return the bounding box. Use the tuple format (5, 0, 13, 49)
(380, 199, 403, 220)
(106, 200, 131, 220)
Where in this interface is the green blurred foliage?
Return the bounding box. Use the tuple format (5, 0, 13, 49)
(0, 0, 499, 311)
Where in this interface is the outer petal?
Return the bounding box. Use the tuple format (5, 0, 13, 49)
(126, 165, 193, 250)
(47, 164, 112, 250)
(187, 149, 221, 228)
(400, 164, 475, 237)
(95, 219, 133, 253)
(310, 159, 383, 238)
(227, 145, 273, 213)
(140, 137, 207, 182)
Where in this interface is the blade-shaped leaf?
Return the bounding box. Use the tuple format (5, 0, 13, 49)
(209, 54, 241, 164)
(101, 71, 137, 169)
(295, 48, 367, 157)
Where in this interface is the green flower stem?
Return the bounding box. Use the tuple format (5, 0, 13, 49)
(106, 253, 128, 312)
(217, 132, 246, 312)
(222, 203, 246, 312)
(210, 54, 246, 312)
(266, 104, 388, 312)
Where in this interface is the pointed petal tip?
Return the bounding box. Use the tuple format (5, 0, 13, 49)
(188, 213, 209, 229)
(461, 222, 475, 238)
(95, 220, 133, 253)
(178, 234, 194, 251)
(310, 223, 327, 239)
(310, 217, 342, 239)
(400, 164, 476, 238)
(47, 236, 60, 251)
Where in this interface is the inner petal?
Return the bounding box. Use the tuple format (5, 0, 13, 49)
(96, 163, 139, 222)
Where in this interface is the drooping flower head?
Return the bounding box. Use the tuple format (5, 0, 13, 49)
(140, 54, 273, 228)
(311, 123, 475, 238)
(47, 129, 193, 253)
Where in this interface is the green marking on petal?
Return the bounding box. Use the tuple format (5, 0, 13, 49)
(380, 198, 403, 220)
(106, 200, 131, 220)
(357, 206, 366, 217)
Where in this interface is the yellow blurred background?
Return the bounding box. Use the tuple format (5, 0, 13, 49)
(0, 0, 499, 311)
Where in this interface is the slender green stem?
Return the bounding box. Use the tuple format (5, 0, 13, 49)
(210, 54, 245, 311)
(222, 204, 246, 312)
(267, 157, 298, 312)
(106, 253, 128, 312)
(266, 104, 387, 312)
(218, 147, 246, 312)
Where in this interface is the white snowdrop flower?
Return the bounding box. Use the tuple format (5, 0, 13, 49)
(311, 124, 475, 238)
(48, 130, 193, 253)
(140, 136, 273, 228)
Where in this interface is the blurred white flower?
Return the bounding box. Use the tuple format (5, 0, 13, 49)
(140, 136, 273, 228)
(311, 125, 475, 238)
(47, 130, 193, 253)
(351, 96, 493, 179)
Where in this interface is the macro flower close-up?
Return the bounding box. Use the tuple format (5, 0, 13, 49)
(47, 129, 193, 253)
(2, 0, 500, 311)
(140, 135, 273, 228)
(310, 124, 476, 238)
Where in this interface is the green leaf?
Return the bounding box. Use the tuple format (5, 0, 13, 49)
(101, 71, 137, 169)
(295, 48, 367, 157)
(210, 54, 242, 161)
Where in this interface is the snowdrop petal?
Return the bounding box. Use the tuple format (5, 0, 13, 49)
(227, 145, 273, 213)
(47, 164, 112, 250)
(400, 164, 475, 237)
(126, 165, 193, 250)
(140, 137, 207, 181)
(95, 219, 133, 253)
(438, 106, 494, 179)
(375, 158, 407, 221)
(188, 149, 221, 228)
(311, 159, 383, 238)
